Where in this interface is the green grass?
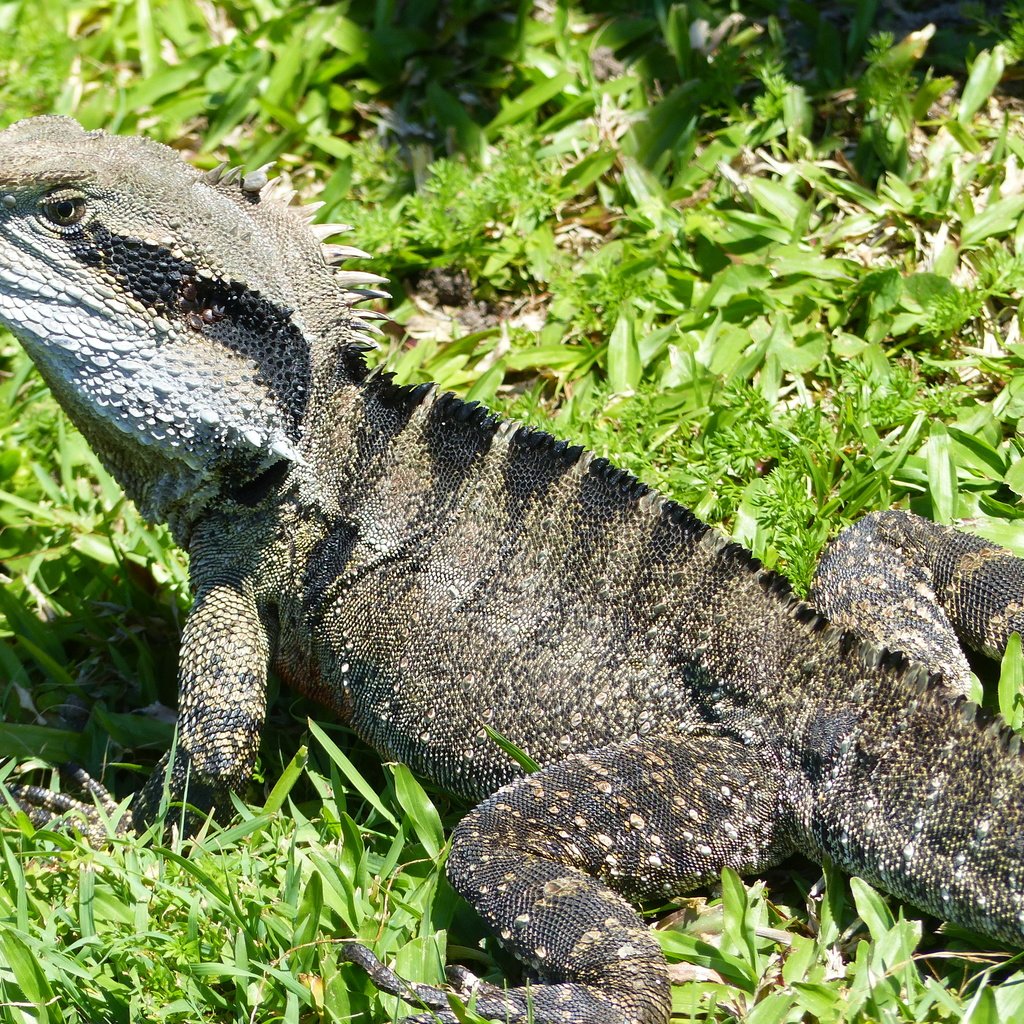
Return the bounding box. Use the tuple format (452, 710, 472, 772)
(2, 0, 1024, 1020)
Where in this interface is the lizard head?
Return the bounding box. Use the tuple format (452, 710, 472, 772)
(0, 115, 382, 533)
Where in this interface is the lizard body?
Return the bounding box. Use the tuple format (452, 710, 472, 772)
(2, 117, 1024, 1024)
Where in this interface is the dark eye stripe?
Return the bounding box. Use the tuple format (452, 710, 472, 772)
(69, 222, 310, 439)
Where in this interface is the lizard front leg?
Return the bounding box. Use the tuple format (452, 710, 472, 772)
(131, 579, 273, 832)
(11, 580, 273, 838)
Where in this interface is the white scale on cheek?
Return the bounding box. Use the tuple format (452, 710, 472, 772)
(0, 260, 302, 466)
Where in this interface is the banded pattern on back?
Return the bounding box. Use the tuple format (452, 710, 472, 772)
(3, 117, 1024, 1024)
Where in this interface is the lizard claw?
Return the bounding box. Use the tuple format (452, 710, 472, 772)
(339, 942, 456, 1011)
(5, 764, 124, 843)
(341, 942, 531, 1022)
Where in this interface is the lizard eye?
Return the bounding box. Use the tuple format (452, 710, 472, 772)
(40, 193, 87, 229)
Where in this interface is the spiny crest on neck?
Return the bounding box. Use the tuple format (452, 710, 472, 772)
(200, 155, 391, 321)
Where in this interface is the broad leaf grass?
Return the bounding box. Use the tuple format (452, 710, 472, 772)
(2, 1, 1024, 1021)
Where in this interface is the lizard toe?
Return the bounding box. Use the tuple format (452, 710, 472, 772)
(4, 764, 124, 844)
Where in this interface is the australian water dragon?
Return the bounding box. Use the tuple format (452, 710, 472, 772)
(2, 117, 1024, 1023)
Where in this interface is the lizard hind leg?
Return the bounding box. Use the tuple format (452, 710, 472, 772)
(349, 733, 797, 1023)
(811, 509, 1024, 694)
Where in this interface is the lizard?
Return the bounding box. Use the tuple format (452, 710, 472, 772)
(2, 115, 1024, 1024)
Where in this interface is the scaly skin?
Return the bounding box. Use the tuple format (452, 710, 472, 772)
(2, 117, 1024, 1023)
